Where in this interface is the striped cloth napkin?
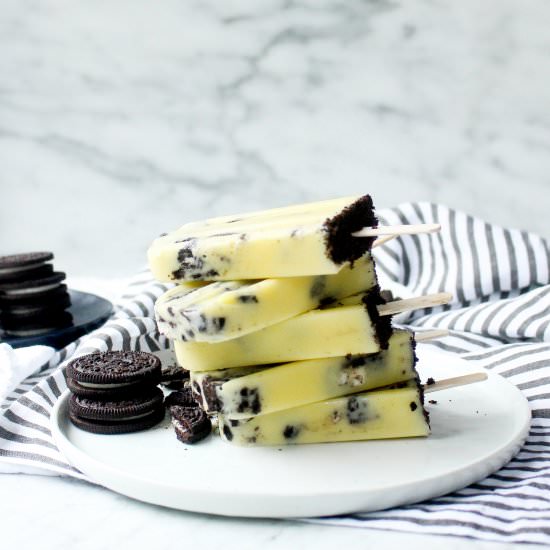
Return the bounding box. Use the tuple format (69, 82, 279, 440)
(1, 203, 549, 545)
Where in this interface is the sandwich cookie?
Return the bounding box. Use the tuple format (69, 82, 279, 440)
(66, 350, 162, 399)
(170, 405, 212, 444)
(0, 271, 67, 298)
(69, 388, 165, 434)
(1, 310, 73, 337)
(0, 252, 54, 283)
(0, 284, 70, 309)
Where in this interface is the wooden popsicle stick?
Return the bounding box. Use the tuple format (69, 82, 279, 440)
(372, 234, 397, 248)
(353, 223, 441, 238)
(414, 329, 449, 342)
(423, 372, 488, 393)
(378, 292, 453, 316)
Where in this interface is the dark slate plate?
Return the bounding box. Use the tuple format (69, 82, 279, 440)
(0, 290, 113, 350)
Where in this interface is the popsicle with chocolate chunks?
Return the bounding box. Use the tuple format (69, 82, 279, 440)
(148, 195, 379, 282)
(192, 329, 417, 418)
(218, 380, 429, 446)
(155, 255, 376, 342)
(173, 287, 392, 372)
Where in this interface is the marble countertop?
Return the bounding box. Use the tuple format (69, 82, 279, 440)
(1, 1, 548, 547)
(1, 0, 549, 278)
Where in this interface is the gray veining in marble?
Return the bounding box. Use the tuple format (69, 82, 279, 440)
(1, 0, 549, 276)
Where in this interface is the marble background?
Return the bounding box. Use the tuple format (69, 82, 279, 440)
(1, 0, 549, 277)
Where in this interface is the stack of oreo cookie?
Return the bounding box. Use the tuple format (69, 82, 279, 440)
(66, 351, 165, 434)
(0, 252, 72, 337)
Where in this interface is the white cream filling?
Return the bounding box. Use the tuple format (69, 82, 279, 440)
(4, 327, 54, 336)
(0, 261, 44, 275)
(3, 283, 60, 296)
(8, 305, 42, 314)
(78, 381, 136, 389)
(105, 411, 156, 422)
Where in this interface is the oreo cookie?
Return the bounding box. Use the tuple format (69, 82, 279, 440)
(1, 291, 71, 317)
(0, 252, 54, 283)
(69, 388, 165, 434)
(66, 350, 162, 399)
(170, 405, 211, 444)
(1, 310, 73, 337)
(0, 263, 53, 284)
(0, 271, 66, 297)
(0, 284, 69, 307)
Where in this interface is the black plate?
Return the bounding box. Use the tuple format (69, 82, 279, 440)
(0, 290, 113, 350)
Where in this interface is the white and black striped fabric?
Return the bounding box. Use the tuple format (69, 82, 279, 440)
(1, 203, 549, 545)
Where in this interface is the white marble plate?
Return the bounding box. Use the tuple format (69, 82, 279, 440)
(51, 345, 530, 518)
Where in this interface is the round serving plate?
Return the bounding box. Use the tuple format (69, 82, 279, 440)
(51, 345, 531, 518)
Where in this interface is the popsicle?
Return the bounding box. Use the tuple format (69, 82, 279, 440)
(218, 380, 429, 446)
(148, 195, 379, 281)
(155, 255, 377, 342)
(172, 288, 453, 372)
(173, 288, 391, 372)
(192, 329, 416, 418)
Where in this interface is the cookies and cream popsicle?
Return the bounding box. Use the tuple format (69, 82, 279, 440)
(173, 289, 391, 372)
(192, 329, 416, 418)
(155, 255, 376, 342)
(218, 381, 429, 446)
(148, 195, 377, 281)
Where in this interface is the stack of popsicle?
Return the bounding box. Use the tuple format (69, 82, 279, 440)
(148, 195, 447, 446)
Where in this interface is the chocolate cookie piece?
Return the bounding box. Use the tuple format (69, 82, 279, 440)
(164, 387, 197, 409)
(379, 289, 395, 303)
(362, 286, 393, 350)
(160, 364, 190, 389)
(69, 389, 165, 434)
(66, 350, 162, 398)
(170, 405, 211, 444)
(325, 195, 377, 265)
